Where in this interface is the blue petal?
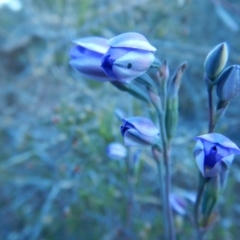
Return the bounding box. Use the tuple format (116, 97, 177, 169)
(124, 128, 159, 146)
(123, 117, 159, 136)
(194, 133, 240, 154)
(69, 46, 112, 82)
(73, 37, 109, 54)
(108, 32, 156, 52)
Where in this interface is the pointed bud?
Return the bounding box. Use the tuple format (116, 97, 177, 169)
(204, 42, 229, 80)
(216, 65, 240, 101)
(165, 97, 178, 140)
(158, 60, 170, 84)
(165, 62, 187, 140)
(168, 62, 187, 97)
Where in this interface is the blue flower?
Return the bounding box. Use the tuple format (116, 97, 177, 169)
(120, 117, 160, 146)
(69, 37, 113, 81)
(194, 133, 240, 177)
(101, 32, 156, 82)
(106, 142, 127, 160)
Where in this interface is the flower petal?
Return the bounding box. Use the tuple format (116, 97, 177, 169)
(194, 140, 205, 177)
(107, 32, 156, 52)
(69, 48, 112, 81)
(124, 128, 159, 146)
(194, 133, 240, 154)
(112, 50, 155, 82)
(204, 160, 227, 177)
(73, 37, 109, 54)
(221, 154, 234, 168)
(123, 117, 159, 136)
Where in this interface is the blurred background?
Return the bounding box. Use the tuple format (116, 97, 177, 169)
(1, 0, 240, 239)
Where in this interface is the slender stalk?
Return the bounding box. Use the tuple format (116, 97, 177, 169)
(155, 71, 176, 240)
(164, 144, 175, 240)
(208, 85, 215, 133)
(194, 83, 216, 239)
(158, 112, 176, 240)
(193, 173, 207, 240)
(125, 152, 134, 230)
(156, 157, 168, 240)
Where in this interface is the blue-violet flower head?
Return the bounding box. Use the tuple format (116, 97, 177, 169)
(120, 116, 160, 146)
(101, 32, 156, 82)
(194, 133, 240, 177)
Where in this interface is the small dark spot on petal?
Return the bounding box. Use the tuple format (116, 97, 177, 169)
(212, 146, 217, 151)
(127, 63, 132, 69)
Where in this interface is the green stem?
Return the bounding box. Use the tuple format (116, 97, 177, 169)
(125, 155, 133, 230)
(194, 83, 216, 239)
(194, 173, 208, 240)
(164, 144, 175, 240)
(155, 156, 168, 240)
(208, 85, 215, 133)
(158, 112, 175, 240)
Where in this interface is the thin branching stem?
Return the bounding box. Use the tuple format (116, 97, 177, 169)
(194, 83, 216, 240)
(125, 154, 133, 230)
(158, 112, 176, 240)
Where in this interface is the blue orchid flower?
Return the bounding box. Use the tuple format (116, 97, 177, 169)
(120, 116, 160, 147)
(194, 133, 240, 177)
(101, 32, 156, 82)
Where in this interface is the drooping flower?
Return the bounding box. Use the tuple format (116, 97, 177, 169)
(120, 117, 160, 146)
(101, 32, 156, 82)
(69, 37, 113, 81)
(194, 133, 240, 177)
(106, 142, 127, 160)
(216, 65, 240, 101)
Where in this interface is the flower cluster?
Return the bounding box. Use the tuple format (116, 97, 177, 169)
(70, 32, 156, 82)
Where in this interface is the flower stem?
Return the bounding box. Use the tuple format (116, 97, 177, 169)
(158, 112, 176, 240)
(155, 156, 168, 240)
(208, 85, 215, 133)
(125, 155, 133, 230)
(194, 83, 216, 239)
(164, 144, 175, 240)
(194, 173, 207, 240)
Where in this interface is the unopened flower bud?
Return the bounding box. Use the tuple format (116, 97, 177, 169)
(216, 65, 240, 101)
(204, 42, 229, 80)
(120, 117, 160, 147)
